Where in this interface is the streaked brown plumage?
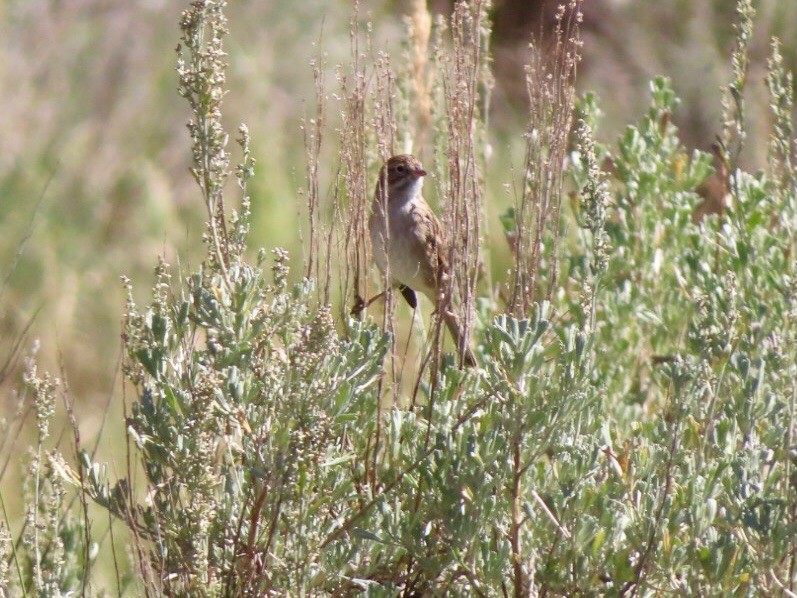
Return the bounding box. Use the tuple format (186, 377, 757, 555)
(361, 154, 476, 367)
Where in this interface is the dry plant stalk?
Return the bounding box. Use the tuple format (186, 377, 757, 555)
(337, 6, 371, 318)
(436, 0, 492, 368)
(765, 38, 795, 204)
(720, 0, 755, 165)
(303, 55, 326, 296)
(406, 0, 433, 150)
(372, 52, 401, 364)
(508, 1, 583, 316)
(176, 1, 233, 285)
(305, 4, 382, 317)
(306, 6, 403, 401)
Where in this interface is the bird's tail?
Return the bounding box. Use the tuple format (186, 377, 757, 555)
(442, 310, 477, 368)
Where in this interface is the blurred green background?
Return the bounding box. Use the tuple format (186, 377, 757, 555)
(1, 0, 795, 415)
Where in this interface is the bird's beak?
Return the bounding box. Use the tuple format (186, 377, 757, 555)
(415, 168, 427, 177)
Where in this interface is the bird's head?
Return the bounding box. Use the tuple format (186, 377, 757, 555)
(376, 154, 426, 201)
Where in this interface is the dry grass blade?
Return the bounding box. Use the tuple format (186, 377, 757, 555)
(435, 0, 492, 369)
(406, 0, 433, 151)
(508, 1, 583, 316)
(302, 53, 327, 295)
(336, 8, 370, 319)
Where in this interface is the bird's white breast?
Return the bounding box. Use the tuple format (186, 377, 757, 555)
(369, 183, 431, 296)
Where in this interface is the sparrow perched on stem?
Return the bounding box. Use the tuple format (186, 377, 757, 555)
(353, 154, 476, 367)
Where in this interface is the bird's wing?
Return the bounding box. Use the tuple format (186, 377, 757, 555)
(407, 201, 449, 294)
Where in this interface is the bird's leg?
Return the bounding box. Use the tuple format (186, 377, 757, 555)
(353, 284, 419, 316)
(351, 295, 365, 316)
(350, 290, 387, 316)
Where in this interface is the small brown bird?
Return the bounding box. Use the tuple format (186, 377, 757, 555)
(355, 154, 476, 367)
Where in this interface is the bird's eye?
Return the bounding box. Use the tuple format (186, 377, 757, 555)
(396, 165, 405, 173)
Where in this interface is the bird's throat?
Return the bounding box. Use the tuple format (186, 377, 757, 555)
(388, 178, 422, 207)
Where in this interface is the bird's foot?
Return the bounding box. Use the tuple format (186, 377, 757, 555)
(351, 295, 366, 316)
(351, 291, 387, 316)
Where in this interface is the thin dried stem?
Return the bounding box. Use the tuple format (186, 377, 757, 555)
(509, 1, 582, 316)
(435, 0, 492, 368)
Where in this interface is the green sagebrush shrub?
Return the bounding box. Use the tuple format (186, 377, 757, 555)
(77, 256, 599, 595)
